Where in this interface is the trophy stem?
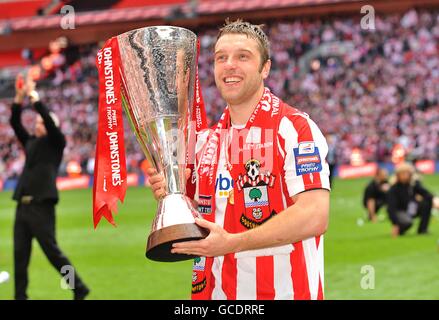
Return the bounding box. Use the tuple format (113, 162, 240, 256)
(151, 117, 185, 195)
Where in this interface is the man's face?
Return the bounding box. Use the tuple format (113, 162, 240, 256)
(397, 171, 412, 184)
(377, 169, 388, 183)
(35, 115, 47, 137)
(214, 33, 270, 106)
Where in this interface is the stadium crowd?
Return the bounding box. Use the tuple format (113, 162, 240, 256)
(0, 9, 438, 181)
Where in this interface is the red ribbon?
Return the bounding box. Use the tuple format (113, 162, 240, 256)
(186, 39, 208, 198)
(193, 40, 208, 132)
(93, 37, 127, 228)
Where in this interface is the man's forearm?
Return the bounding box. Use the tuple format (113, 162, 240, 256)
(173, 190, 329, 257)
(14, 95, 24, 104)
(366, 199, 376, 217)
(10, 103, 29, 145)
(10, 103, 22, 130)
(230, 191, 329, 253)
(34, 101, 58, 134)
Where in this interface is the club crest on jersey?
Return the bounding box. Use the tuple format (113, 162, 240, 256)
(192, 276, 206, 294)
(193, 256, 206, 271)
(294, 142, 322, 176)
(192, 257, 207, 294)
(192, 271, 197, 283)
(237, 159, 276, 229)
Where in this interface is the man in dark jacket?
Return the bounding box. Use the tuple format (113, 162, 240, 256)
(363, 168, 389, 222)
(387, 162, 433, 237)
(10, 75, 89, 300)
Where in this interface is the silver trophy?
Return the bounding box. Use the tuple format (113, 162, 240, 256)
(117, 26, 208, 262)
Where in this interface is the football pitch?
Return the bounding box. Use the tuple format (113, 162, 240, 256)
(0, 176, 438, 300)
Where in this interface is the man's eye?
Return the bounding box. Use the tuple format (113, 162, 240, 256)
(239, 54, 248, 60)
(216, 55, 226, 62)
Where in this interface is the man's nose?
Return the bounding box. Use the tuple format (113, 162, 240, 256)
(224, 57, 236, 69)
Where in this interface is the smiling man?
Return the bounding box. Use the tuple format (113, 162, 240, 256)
(148, 19, 330, 300)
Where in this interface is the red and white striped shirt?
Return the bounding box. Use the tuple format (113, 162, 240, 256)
(194, 110, 330, 300)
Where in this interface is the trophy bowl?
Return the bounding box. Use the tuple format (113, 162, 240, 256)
(116, 26, 209, 262)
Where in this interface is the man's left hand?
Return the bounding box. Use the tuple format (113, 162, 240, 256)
(171, 218, 238, 257)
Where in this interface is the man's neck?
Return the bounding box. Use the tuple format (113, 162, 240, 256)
(228, 85, 265, 126)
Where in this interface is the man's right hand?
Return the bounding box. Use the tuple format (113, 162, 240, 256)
(146, 168, 166, 201)
(146, 168, 191, 201)
(25, 76, 40, 104)
(14, 74, 26, 104)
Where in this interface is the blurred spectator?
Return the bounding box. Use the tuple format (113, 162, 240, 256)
(363, 168, 390, 222)
(387, 163, 434, 236)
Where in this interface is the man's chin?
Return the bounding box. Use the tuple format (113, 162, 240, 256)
(220, 91, 243, 105)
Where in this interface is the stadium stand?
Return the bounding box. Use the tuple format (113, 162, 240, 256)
(0, 1, 438, 186)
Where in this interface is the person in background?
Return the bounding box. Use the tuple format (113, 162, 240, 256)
(363, 168, 390, 222)
(9, 74, 90, 300)
(387, 163, 433, 237)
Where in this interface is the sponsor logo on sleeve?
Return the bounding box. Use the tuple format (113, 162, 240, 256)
(294, 142, 322, 175)
(298, 141, 315, 154)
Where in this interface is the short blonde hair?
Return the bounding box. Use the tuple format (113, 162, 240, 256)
(216, 18, 270, 70)
(391, 162, 419, 185)
(395, 162, 414, 175)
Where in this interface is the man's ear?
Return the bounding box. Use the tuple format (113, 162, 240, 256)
(261, 59, 271, 79)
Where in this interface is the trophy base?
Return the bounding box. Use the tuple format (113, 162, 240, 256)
(146, 223, 209, 262)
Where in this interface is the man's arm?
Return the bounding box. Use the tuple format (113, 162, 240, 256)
(386, 188, 398, 225)
(25, 77, 65, 149)
(10, 103, 30, 147)
(172, 189, 329, 257)
(414, 181, 433, 202)
(366, 198, 377, 222)
(232, 189, 329, 252)
(10, 74, 30, 147)
(363, 182, 377, 220)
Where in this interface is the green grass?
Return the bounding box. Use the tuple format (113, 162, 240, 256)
(0, 176, 438, 300)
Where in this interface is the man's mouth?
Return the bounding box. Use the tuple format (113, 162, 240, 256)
(223, 76, 243, 85)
